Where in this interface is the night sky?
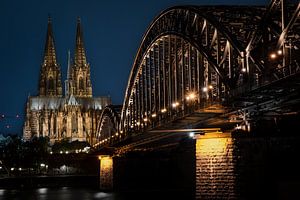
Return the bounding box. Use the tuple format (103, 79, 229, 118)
(0, 0, 268, 135)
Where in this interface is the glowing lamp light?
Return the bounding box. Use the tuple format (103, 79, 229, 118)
(270, 53, 277, 59)
(277, 50, 282, 55)
(143, 118, 148, 122)
(241, 68, 246, 73)
(202, 87, 208, 92)
(186, 92, 196, 100)
(189, 93, 196, 99)
(161, 108, 167, 113)
(151, 113, 157, 118)
(208, 85, 213, 90)
(172, 102, 179, 108)
(40, 163, 45, 167)
(189, 132, 195, 138)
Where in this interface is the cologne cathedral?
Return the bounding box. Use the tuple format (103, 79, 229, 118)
(23, 18, 111, 144)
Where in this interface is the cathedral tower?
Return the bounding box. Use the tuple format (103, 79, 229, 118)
(69, 18, 93, 97)
(39, 17, 63, 97)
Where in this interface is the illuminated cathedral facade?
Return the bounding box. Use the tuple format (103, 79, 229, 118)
(23, 18, 111, 144)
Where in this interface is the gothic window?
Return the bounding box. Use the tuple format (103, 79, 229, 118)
(72, 114, 78, 133)
(79, 77, 84, 90)
(47, 77, 54, 90)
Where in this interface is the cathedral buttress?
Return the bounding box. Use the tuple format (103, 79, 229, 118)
(39, 17, 63, 97)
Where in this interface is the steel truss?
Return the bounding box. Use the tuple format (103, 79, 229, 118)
(94, 1, 300, 148)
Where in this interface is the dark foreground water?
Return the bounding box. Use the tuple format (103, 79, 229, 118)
(0, 187, 191, 200)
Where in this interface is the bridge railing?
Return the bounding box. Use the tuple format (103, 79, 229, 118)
(229, 60, 300, 98)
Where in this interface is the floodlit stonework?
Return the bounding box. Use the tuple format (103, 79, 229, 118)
(23, 17, 111, 144)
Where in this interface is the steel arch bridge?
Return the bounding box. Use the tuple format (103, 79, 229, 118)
(94, 0, 300, 149)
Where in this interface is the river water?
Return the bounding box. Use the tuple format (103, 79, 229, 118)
(0, 187, 191, 200)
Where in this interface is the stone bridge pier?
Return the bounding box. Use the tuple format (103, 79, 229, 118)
(97, 128, 300, 199)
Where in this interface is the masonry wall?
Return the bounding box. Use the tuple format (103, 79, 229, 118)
(196, 134, 300, 199)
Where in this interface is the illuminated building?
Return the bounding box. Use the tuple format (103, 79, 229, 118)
(23, 17, 111, 144)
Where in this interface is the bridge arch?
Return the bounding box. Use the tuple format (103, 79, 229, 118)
(94, 105, 121, 147)
(120, 6, 263, 136)
(95, 2, 300, 147)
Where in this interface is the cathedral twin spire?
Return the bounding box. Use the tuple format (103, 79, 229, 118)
(39, 17, 92, 98)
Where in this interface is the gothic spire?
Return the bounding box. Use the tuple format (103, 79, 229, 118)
(39, 16, 62, 97)
(71, 18, 93, 97)
(43, 16, 57, 66)
(74, 17, 87, 66)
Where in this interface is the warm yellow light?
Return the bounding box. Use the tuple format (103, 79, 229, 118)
(270, 53, 276, 59)
(241, 68, 246, 72)
(189, 93, 196, 99)
(136, 122, 140, 125)
(202, 87, 208, 92)
(151, 113, 157, 118)
(195, 136, 234, 196)
(161, 108, 167, 113)
(186, 92, 196, 101)
(277, 50, 282, 55)
(172, 102, 179, 108)
(99, 156, 113, 189)
(196, 137, 228, 153)
(143, 118, 148, 122)
(208, 85, 213, 90)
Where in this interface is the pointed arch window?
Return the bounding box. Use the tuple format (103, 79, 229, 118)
(47, 77, 54, 90)
(72, 114, 78, 133)
(79, 77, 84, 90)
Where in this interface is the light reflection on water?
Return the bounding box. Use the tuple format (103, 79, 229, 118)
(0, 187, 182, 200)
(0, 187, 115, 200)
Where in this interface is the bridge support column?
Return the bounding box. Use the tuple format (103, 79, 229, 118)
(98, 155, 113, 190)
(195, 132, 237, 199)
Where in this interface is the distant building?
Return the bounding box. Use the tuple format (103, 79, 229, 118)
(23, 17, 111, 144)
